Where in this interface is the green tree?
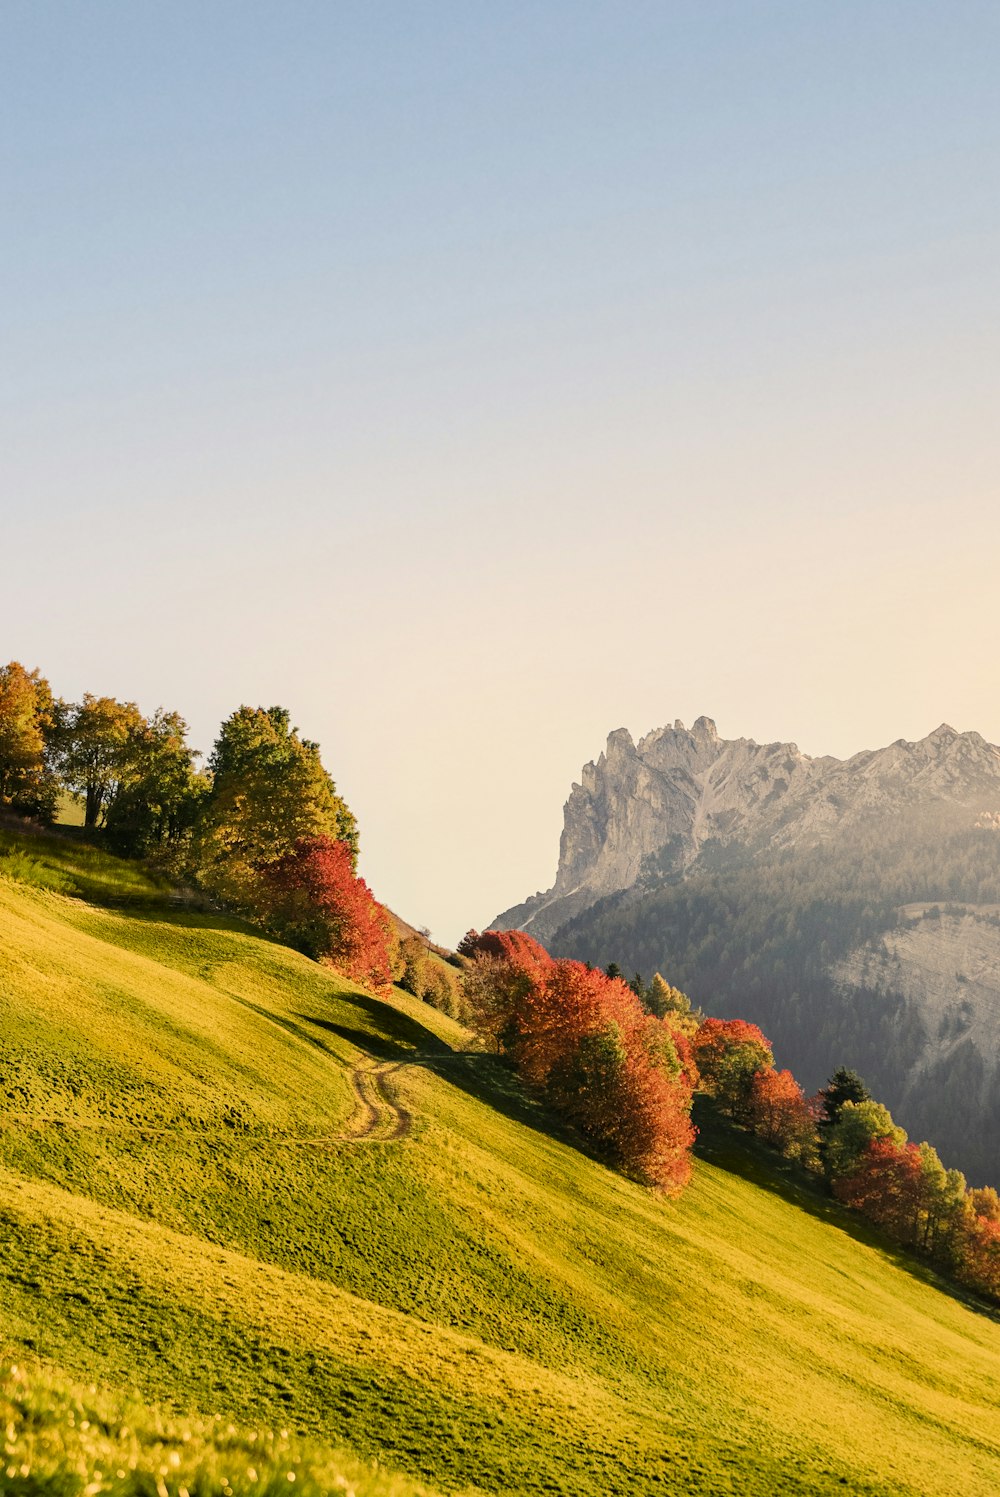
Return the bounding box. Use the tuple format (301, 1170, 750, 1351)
(818, 1067, 871, 1130)
(195, 706, 357, 915)
(823, 1099, 905, 1181)
(103, 709, 207, 859)
(916, 1142, 966, 1259)
(645, 972, 697, 1030)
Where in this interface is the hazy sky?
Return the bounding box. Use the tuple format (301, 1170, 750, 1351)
(4, 3, 1000, 944)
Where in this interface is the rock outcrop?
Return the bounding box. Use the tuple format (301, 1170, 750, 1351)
(493, 718, 1000, 944)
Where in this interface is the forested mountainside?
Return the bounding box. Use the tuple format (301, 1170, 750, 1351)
(493, 720, 1000, 1182)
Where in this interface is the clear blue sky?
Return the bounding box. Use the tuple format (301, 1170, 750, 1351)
(4, 3, 1000, 942)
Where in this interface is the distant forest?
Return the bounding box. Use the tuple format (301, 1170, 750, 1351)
(552, 808, 1000, 1180)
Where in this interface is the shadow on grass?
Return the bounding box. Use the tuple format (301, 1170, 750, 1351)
(694, 1098, 1000, 1323)
(297, 992, 448, 1060)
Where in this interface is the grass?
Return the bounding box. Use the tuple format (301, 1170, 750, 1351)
(2, 828, 1000, 1493)
(1, 1359, 439, 1496)
(0, 827, 172, 905)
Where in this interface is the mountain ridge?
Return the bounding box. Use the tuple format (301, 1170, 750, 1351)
(493, 717, 1000, 943)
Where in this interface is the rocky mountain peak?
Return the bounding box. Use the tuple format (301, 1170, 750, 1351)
(492, 717, 1000, 943)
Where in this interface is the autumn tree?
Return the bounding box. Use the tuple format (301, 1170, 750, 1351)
(461, 951, 540, 1053)
(955, 1207, 1000, 1300)
(398, 935, 464, 1018)
(457, 927, 552, 971)
(459, 932, 696, 1192)
(0, 662, 57, 819)
(260, 835, 393, 993)
(49, 694, 149, 829)
(968, 1186, 1000, 1223)
(195, 706, 357, 915)
(747, 1067, 819, 1165)
(822, 1098, 906, 1181)
(832, 1138, 926, 1246)
(691, 1017, 774, 1121)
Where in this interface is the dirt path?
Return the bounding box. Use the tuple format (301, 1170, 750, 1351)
(315, 1061, 413, 1144)
(299, 1051, 480, 1145)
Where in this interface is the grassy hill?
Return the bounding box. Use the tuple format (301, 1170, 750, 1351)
(3, 833, 1000, 1495)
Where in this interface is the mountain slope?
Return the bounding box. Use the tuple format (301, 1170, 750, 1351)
(3, 845, 1000, 1494)
(493, 718, 1000, 1180)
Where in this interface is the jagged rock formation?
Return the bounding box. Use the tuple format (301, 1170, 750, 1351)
(494, 718, 1000, 944)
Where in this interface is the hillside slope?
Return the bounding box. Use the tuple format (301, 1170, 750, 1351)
(3, 843, 1000, 1494)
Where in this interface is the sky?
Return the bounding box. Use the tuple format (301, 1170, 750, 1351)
(3, 2, 1000, 945)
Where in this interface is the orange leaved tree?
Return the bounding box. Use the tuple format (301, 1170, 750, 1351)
(691, 1017, 773, 1122)
(460, 933, 697, 1193)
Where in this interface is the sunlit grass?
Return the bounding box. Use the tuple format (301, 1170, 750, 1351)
(2, 832, 1000, 1494)
(0, 827, 171, 904)
(0, 1360, 439, 1496)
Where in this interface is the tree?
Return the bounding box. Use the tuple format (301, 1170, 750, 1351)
(818, 1067, 871, 1130)
(692, 1017, 773, 1121)
(0, 662, 58, 819)
(260, 836, 394, 993)
(461, 950, 540, 1054)
(459, 933, 696, 1192)
(823, 1099, 905, 1181)
(103, 709, 206, 858)
(645, 973, 698, 1033)
(50, 694, 148, 830)
(398, 935, 463, 1018)
(968, 1186, 1000, 1224)
(195, 706, 357, 915)
(817, 1067, 872, 1173)
(956, 1205, 1000, 1300)
(747, 1067, 819, 1164)
(458, 927, 552, 973)
(833, 1138, 926, 1246)
(915, 1142, 966, 1259)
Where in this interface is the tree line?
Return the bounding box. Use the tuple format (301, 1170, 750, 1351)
(554, 811, 1000, 1181)
(0, 661, 397, 992)
(456, 930, 1000, 1302)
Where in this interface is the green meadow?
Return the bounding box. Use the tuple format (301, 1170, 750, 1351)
(3, 831, 1000, 1495)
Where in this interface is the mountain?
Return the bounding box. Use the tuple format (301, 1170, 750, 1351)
(495, 717, 1000, 942)
(4, 826, 1000, 1494)
(493, 718, 1000, 1180)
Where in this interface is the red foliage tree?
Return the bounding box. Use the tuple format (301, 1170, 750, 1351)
(692, 1018, 774, 1120)
(460, 937, 697, 1193)
(261, 835, 395, 994)
(458, 927, 553, 972)
(832, 1137, 926, 1247)
(747, 1067, 819, 1162)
